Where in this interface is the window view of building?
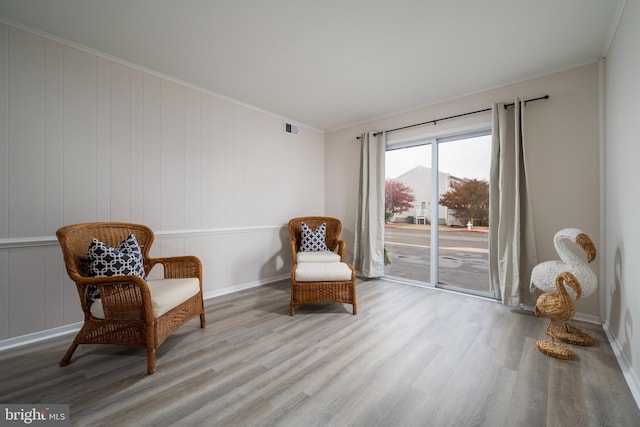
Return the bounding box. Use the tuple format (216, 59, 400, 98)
(388, 165, 465, 226)
(384, 133, 491, 297)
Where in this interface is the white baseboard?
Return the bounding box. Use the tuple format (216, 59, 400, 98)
(202, 274, 289, 300)
(519, 304, 603, 325)
(602, 321, 640, 409)
(573, 311, 602, 325)
(0, 275, 289, 352)
(0, 323, 82, 352)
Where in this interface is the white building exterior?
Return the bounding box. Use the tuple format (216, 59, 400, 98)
(390, 165, 464, 226)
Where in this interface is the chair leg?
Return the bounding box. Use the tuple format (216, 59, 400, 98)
(200, 313, 206, 328)
(352, 282, 357, 314)
(290, 301, 295, 316)
(59, 339, 79, 367)
(146, 348, 156, 374)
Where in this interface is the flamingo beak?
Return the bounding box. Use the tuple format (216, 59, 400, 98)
(576, 233, 597, 263)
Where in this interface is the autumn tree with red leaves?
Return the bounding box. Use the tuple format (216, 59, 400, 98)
(385, 179, 416, 216)
(439, 179, 489, 226)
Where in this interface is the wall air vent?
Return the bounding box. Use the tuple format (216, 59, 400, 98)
(285, 122, 299, 136)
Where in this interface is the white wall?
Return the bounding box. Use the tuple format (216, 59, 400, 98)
(0, 23, 325, 342)
(326, 63, 601, 314)
(604, 0, 640, 402)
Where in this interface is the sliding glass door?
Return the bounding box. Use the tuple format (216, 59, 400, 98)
(384, 144, 433, 284)
(384, 131, 491, 297)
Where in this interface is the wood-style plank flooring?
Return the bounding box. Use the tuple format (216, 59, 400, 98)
(1, 279, 638, 426)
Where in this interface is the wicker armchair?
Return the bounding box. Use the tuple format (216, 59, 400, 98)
(56, 222, 206, 374)
(288, 217, 356, 315)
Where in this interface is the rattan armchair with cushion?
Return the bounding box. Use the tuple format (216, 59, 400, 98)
(288, 217, 357, 315)
(56, 222, 206, 374)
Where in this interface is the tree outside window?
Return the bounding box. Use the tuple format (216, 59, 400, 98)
(385, 179, 415, 222)
(438, 179, 489, 226)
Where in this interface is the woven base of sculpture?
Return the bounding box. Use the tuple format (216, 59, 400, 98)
(536, 339, 575, 360)
(547, 323, 594, 346)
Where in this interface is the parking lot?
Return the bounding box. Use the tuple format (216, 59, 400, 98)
(384, 223, 490, 295)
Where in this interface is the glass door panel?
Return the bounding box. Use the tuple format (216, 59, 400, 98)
(437, 135, 491, 296)
(384, 144, 432, 284)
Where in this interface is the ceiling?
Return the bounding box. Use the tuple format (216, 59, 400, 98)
(0, 0, 623, 131)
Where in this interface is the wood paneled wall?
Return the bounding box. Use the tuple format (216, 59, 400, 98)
(0, 23, 326, 341)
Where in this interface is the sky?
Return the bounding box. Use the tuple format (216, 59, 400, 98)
(385, 135, 491, 181)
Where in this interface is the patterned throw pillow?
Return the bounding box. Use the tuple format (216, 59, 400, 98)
(85, 234, 146, 306)
(300, 222, 329, 252)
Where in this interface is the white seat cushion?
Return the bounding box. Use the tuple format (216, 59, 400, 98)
(297, 251, 341, 263)
(90, 278, 200, 319)
(294, 262, 353, 282)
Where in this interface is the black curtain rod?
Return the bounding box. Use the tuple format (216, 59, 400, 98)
(356, 95, 549, 139)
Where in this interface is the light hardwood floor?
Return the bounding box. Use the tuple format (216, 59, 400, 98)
(1, 279, 638, 427)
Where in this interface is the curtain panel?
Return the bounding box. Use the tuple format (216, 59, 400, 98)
(354, 132, 386, 278)
(489, 98, 538, 306)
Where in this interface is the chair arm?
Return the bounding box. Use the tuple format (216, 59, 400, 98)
(75, 275, 153, 321)
(335, 240, 346, 262)
(148, 255, 202, 283)
(290, 241, 298, 265)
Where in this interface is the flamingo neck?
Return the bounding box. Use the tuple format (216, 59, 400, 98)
(555, 236, 588, 269)
(555, 279, 571, 300)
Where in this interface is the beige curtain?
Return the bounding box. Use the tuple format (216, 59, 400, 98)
(489, 98, 538, 306)
(354, 132, 386, 278)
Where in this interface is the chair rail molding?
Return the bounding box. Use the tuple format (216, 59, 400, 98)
(0, 225, 287, 249)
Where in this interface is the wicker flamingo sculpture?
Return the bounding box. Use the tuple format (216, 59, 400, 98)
(530, 228, 596, 345)
(534, 271, 583, 359)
